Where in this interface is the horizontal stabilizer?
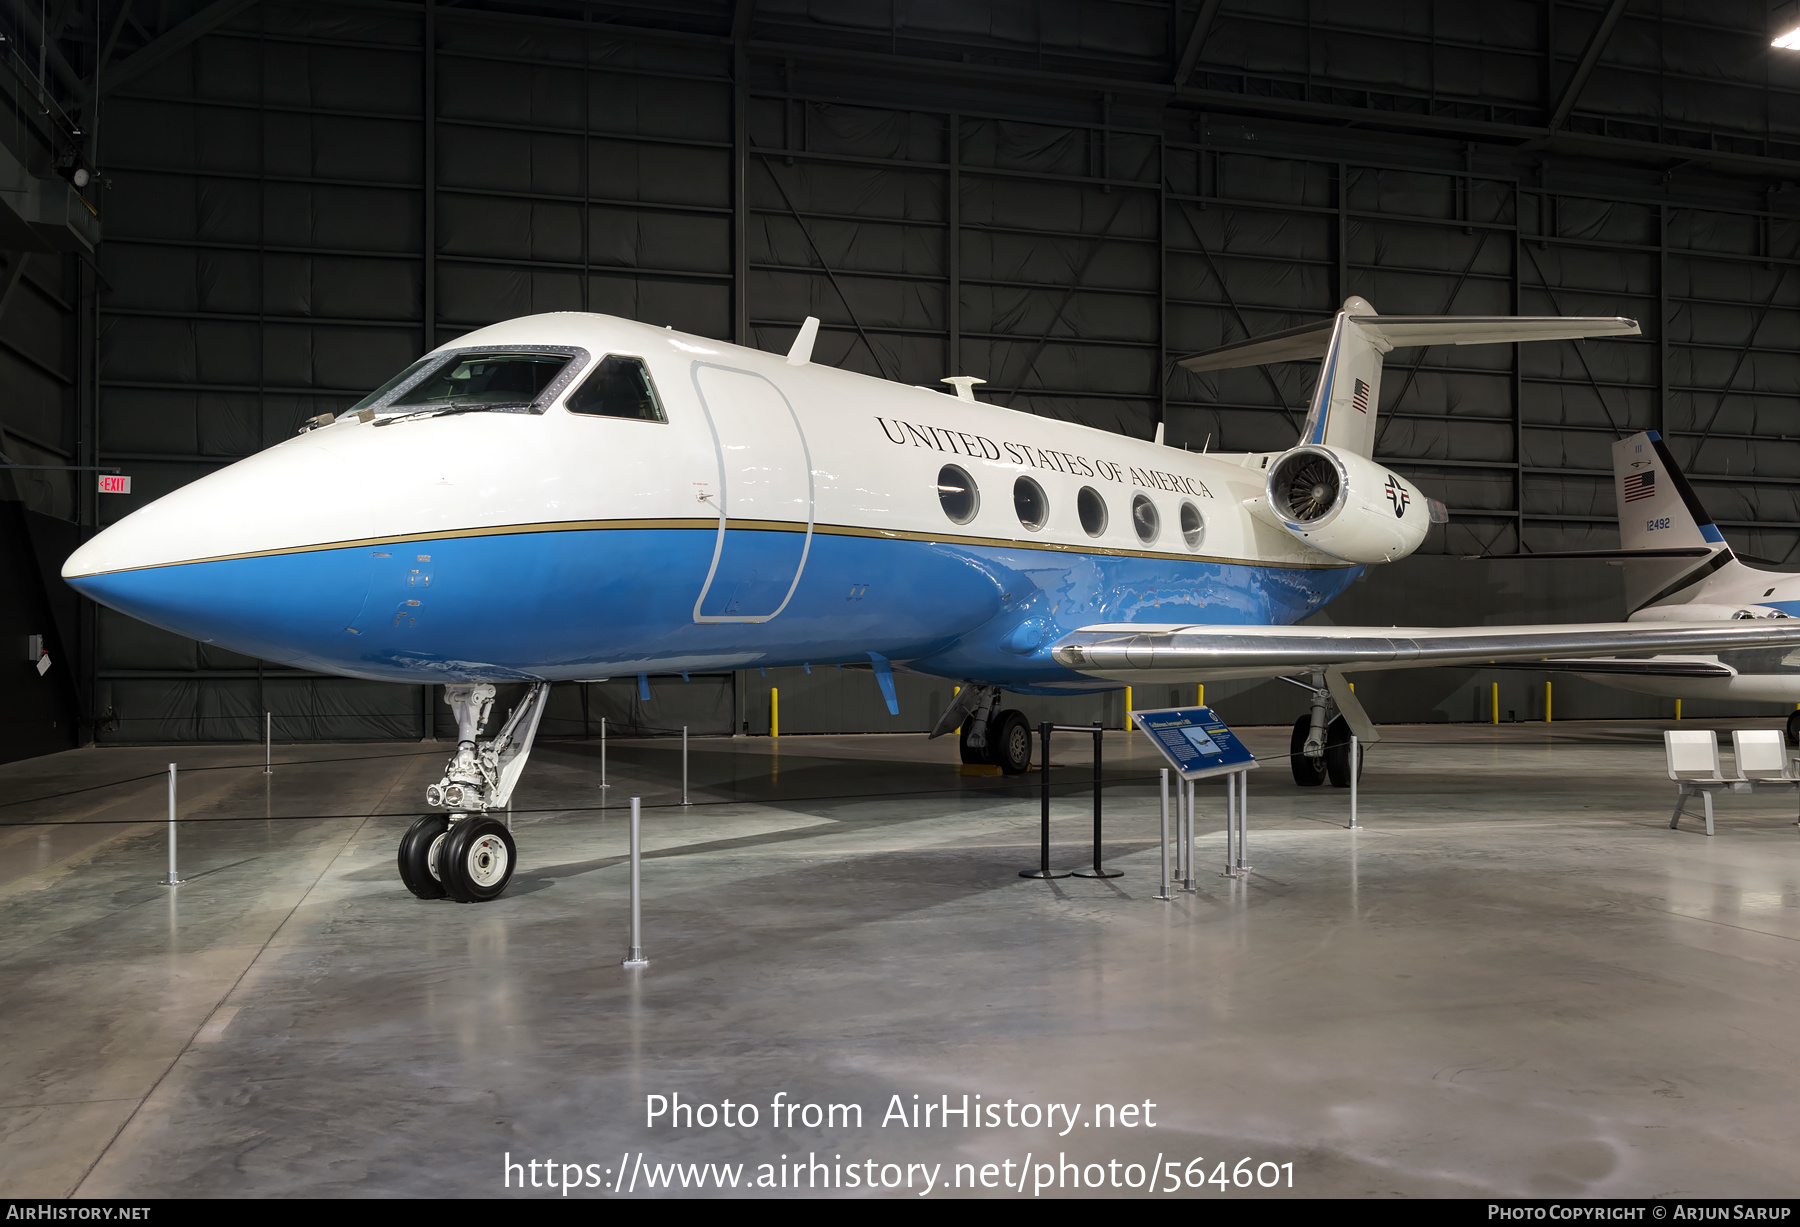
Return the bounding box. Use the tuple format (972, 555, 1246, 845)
(1179, 314, 1639, 374)
(1461, 548, 1717, 562)
(1052, 619, 1800, 684)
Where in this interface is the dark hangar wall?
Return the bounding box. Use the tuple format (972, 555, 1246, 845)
(4, 0, 1798, 750)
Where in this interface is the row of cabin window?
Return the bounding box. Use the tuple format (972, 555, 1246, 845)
(937, 463, 1206, 550)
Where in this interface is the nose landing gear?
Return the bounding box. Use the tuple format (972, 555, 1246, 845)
(400, 681, 549, 903)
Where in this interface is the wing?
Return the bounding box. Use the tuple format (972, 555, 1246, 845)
(1479, 656, 1735, 678)
(1050, 620, 1800, 684)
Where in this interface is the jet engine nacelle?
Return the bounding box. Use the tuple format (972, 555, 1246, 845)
(1630, 603, 1792, 622)
(1264, 445, 1432, 564)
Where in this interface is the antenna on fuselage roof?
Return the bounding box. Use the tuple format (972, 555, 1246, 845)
(940, 376, 985, 402)
(786, 316, 820, 366)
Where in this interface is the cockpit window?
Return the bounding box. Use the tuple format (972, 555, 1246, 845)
(362, 345, 590, 424)
(392, 353, 572, 411)
(349, 357, 436, 413)
(565, 355, 665, 422)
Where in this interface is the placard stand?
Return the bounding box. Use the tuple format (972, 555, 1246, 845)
(1130, 706, 1260, 881)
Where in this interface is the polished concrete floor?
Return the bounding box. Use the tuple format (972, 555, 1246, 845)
(3, 718, 1799, 1199)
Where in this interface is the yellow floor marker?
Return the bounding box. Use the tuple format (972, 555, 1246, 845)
(1492, 682, 1499, 725)
(1546, 681, 1552, 723)
(771, 687, 780, 737)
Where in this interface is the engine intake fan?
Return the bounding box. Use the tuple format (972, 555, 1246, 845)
(1269, 448, 1346, 526)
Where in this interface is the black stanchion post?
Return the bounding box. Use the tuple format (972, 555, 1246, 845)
(1073, 721, 1121, 878)
(1020, 721, 1069, 879)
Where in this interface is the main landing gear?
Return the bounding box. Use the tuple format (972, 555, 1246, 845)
(931, 684, 1033, 774)
(397, 681, 550, 903)
(1289, 672, 1364, 789)
(1787, 709, 1800, 748)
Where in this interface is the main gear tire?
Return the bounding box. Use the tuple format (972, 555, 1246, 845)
(1290, 715, 1327, 787)
(1324, 715, 1366, 788)
(1787, 709, 1800, 747)
(398, 814, 451, 899)
(990, 709, 1032, 775)
(438, 816, 517, 903)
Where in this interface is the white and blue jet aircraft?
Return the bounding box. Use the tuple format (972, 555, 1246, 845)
(61, 297, 1800, 902)
(1472, 429, 1800, 742)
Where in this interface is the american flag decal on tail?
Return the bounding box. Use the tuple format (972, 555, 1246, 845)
(1622, 469, 1656, 502)
(1352, 378, 1370, 413)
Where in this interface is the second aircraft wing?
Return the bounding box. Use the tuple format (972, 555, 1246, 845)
(1051, 620, 1800, 684)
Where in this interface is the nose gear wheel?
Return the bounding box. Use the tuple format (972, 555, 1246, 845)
(439, 816, 517, 903)
(398, 813, 452, 899)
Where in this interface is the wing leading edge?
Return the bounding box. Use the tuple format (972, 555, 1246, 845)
(1050, 620, 1800, 684)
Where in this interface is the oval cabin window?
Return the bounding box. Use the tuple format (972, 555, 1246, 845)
(938, 464, 979, 524)
(1077, 486, 1108, 537)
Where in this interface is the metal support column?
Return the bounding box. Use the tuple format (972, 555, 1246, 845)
(623, 796, 647, 967)
(1020, 721, 1068, 879)
(1236, 769, 1250, 875)
(1072, 723, 1121, 878)
(422, 0, 437, 351)
(1182, 777, 1195, 891)
(160, 763, 183, 885)
(1156, 768, 1172, 901)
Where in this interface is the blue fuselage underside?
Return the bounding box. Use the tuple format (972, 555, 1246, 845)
(69, 528, 1362, 693)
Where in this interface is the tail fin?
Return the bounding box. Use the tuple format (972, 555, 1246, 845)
(1611, 431, 1732, 610)
(1177, 299, 1639, 460)
(1298, 297, 1386, 458)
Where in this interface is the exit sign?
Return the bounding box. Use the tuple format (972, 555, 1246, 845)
(97, 474, 130, 494)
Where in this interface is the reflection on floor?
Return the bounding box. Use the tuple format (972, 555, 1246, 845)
(2, 719, 1798, 1198)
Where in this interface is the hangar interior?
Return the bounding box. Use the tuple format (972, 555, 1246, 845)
(5, 0, 1800, 753)
(5, 0, 1800, 1201)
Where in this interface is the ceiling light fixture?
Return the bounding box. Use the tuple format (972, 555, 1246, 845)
(1775, 27, 1800, 48)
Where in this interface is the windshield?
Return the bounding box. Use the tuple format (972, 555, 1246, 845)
(349, 357, 436, 412)
(390, 352, 574, 412)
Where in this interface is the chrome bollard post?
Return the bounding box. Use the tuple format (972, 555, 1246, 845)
(161, 763, 184, 886)
(1348, 735, 1359, 829)
(1156, 768, 1172, 901)
(682, 726, 690, 806)
(623, 796, 647, 967)
(263, 712, 272, 775)
(600, 716, 609, 789)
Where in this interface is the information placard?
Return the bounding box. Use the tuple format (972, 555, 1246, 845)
(1131, 706, 1259, 781)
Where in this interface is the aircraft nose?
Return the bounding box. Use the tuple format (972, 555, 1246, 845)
(63, 434, 379, 667)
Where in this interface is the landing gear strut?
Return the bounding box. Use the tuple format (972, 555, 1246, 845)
(399, 681, 549, 903)
(933, 684, 1033, 774)
(1288, 673, 1363, 789)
